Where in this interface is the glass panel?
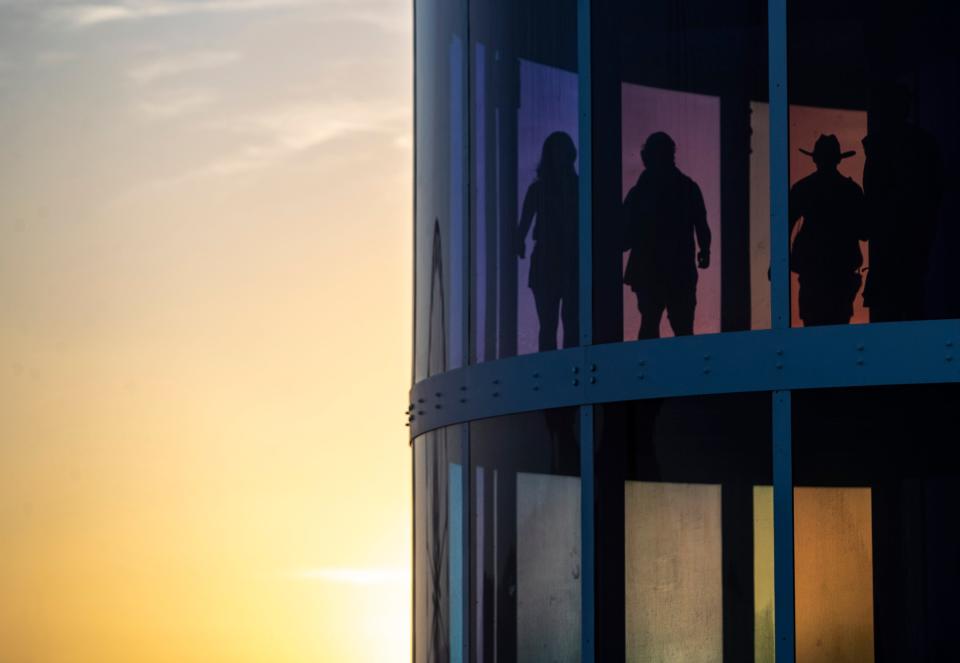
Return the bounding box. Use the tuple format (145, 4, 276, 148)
(595, 394, 772, 661)
(793, 385, 960, 660)
(470, 0, 580, 362)
(413, 427, 465, 663)
(592, 2, 769, 344)
(415, 0, 467, 380)
(753, 486, 775, 663)
(787, 1, 960, 325)
(470, 408, 580, 660)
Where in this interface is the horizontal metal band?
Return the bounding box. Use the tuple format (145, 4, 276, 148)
(408, 319, 960, 438)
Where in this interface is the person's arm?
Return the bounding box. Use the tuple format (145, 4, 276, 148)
(692, 183, 712, 268)
(516, 181, 538, 258)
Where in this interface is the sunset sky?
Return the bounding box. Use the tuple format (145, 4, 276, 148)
(0, 1, 413, 660)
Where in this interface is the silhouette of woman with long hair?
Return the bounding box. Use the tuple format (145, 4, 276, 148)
(516, 131, 579, 351)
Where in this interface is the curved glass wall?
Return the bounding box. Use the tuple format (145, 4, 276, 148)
(469, 0, 580, 362)
(470, 409, 581, 660)
(413, 426, 465, 663)
(592, 1, 772, 343)
(412, 1, 960, 662)
(414, 0, 467, 381)
(792, 384, 960, 661)
(596, 393, 772, 661)
(787, 0, 960, 326)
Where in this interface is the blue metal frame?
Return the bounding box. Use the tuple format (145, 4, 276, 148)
(773, 390, 795, 663)
(408, 320, 960, 436)
(411, 0, 960, 660)
(577, 0, 595, 659)
(768, 0, 795, 660)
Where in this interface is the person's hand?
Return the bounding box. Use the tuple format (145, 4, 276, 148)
(516, 230, 526, 259)
(697, 250, 710, 269)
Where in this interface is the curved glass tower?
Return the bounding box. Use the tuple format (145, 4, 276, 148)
(411, 1, 960, 661)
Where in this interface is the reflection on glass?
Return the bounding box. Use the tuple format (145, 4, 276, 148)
(793, 385, 960, 659)
(789, 133, 866, 327)
(471, 409, 580, 661)
(595, 394, 771, 660)
(516, 472, 581, 661)
(517, 132, 580, 350)
(415, 0, 466, 380)
(413, 427, 464, 663)
(592, 1, 770, 343)
(753, 486, 775, 663)
(789, 106, 869, 326)
(788, 1, 960, 323)
(794, 487, 874, 663)
(470, 0, 579, 363)
(625, 481, 722, 661)
(622, 90, 718, 339)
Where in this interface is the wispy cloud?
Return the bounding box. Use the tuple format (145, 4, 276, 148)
(138, 88, 217, 119)
(128, 50, 240, 84)
(195, 99, 409, 176)
(294, 567, 407, 586)
(36, 51, 78, 66)
(50, 0, 309, 28)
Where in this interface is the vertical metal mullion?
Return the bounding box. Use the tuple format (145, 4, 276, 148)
(768, 0, 790, 331)
(460, 425, 470, 663)
(769, 2, 795, 662)
(578, 0, 593, 348)
(579, 405, 595, 662)
(460, 1, 471, 660)
(577, 1, 594, 661)
(461, 0, 471, 376)
(773, 390, 795, 663)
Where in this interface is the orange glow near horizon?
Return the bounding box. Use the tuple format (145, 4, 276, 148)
(0, 1, 413, 661)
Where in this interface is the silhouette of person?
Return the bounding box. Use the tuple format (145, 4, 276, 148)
(789, 134, 866, 326)
(516, 131, 579, 351)
(862, 83, 944, 322)
(623, 131, 711, 339)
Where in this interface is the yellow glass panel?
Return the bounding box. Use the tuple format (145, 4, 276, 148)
(625, 481, 723, 663)
(753, 486, 775, 663)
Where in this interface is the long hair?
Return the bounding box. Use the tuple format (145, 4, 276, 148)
(536, 131, 577, 183)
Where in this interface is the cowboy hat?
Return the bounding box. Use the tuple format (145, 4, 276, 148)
(799, 134, 856, 161)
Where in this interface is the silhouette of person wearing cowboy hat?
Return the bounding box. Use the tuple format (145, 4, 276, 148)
(789, 134, 867, 326)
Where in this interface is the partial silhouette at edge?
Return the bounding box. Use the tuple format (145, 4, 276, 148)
(862, 82, 945, 322)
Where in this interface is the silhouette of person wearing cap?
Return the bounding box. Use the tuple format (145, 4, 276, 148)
(623, 132, 711, 339)
(789, 134, 866, 326)
(861, 83, 944, 322)
(516, 131, 579, 351)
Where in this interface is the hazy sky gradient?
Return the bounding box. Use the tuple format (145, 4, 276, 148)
(1, 1, 412, 660)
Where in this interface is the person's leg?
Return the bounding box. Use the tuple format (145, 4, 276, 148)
(799, 273, 858, 327)
(560, 277, 580, 349)
(534, 288, 561, 351)
(666, 285, 696, 336)
(637, 293, 665, 340)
